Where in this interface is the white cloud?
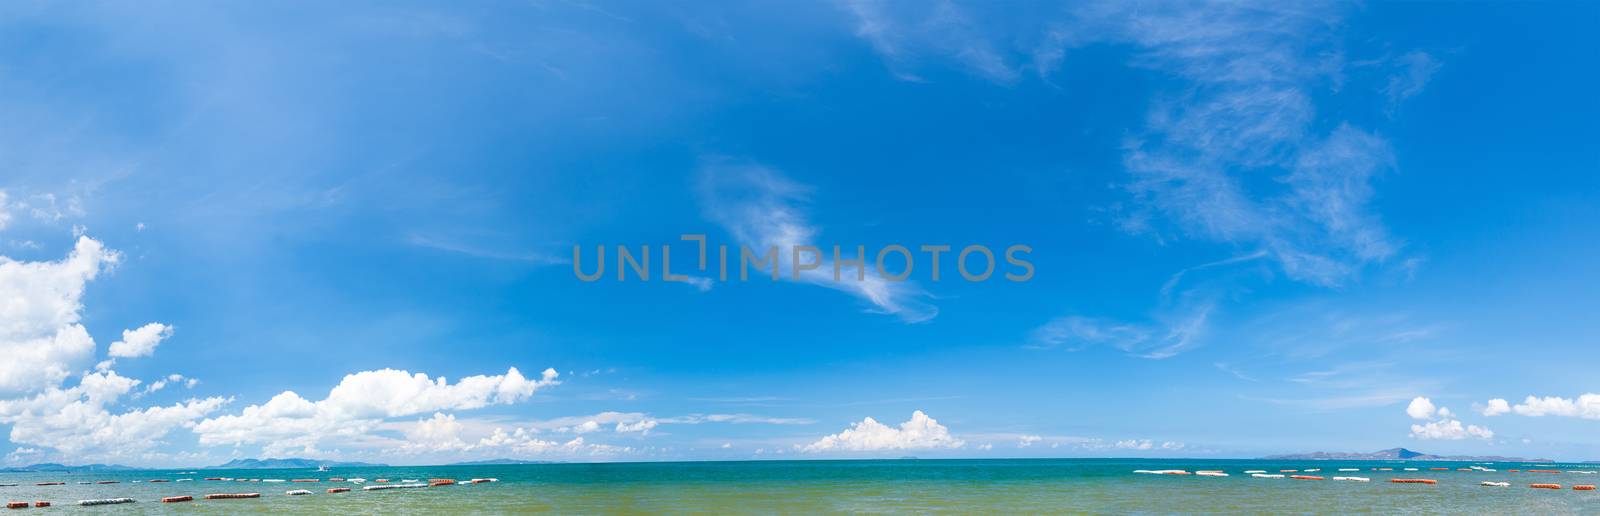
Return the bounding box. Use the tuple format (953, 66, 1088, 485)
(402, 412, 470, 452)
(1017, 435, 1041, 448)
(840, 0, 1018, 83)
(0, 370, 228, 461)
(1406, 397, 1438, 420)
(0, 190, 11, 231)
(193, 367, 558, 455)
(1507, 394, 1600, 419)
(698, 159, 937, 323)
(838, 2, 1423, 287)
(1030, 301, 1213, 359)
(1115, 439, 1154, 451)
(1481, 398, 1511, 416)
(0, 236, 119, 394)
(1409, 419, 1493, 441)
(1402, 397, 1492, 440)
(108, 322, 174, 358)
(472, 429, 631, 458)
(800, 410, 964, 452)
(1383, 51, 1441, 109)
(615, 419, 658, 434)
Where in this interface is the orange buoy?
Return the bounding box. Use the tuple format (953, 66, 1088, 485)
(1391, 478, 1438, 484)
(1528, 469, 1562, 474)
(329, 477, 345, 482)
(1508, 469, 1521, 473)
(1574, 485, 1596, 491)
(31, 502, 48, 508)
(1531, 483, 1562, 489)
(34, 482, 63, 486)
(204, 477, 225, 480)
(162, 496, 193, 503)
(1430, 467, 1449, 471)
(428, 479, 457, 487)
(327, 488, 351, 493)
(1290, 475, 1324, 480)
(95, 481, 118, 484)
(1279, 469, 1298, 473)
(6, 502, 28, 509)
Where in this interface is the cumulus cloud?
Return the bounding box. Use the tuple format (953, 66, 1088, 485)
(193, 367, 558, 455)
(0, 236, 119, 394)
(0, 370, 228, 461)
(698, 159, 938, 323)
(108, 322, 174, 358)
(1409, 419, 1493, 441)
(1503, 394, 1600, 419)
(1017, 435, 1041, 448)
(1406, 397, 1439, 420)
(801, 410, 964, 452)
(382, 414, 637, 458)
(1403, 397, 1491, 440)
(1481, 398, 1511, 417)
(615, 419, 658, 434)
(1115, 439, 1154, 451)
(402, 412, 470, 452)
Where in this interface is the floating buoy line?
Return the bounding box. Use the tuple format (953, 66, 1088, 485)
(0, 476, 501, 506)
(1125, 465, 1600, 492)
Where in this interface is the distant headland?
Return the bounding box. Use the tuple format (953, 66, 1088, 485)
(1263, 447, 1553, 463)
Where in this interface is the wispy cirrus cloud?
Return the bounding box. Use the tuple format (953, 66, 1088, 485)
(1083, 3, 1407, 287)
(697, 158, 938, 322)
(840, 0, 1020, 83)
(1029, 295, 1214, 359)
(840, 1, 1436, 288)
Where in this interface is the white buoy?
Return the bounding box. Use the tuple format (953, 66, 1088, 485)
(77, 498, 136, 506)
(1333, 476, 1370, 482)
(286, 489, 313, 496)
(362, 483, 428, 491)
(1252, 473, 1285, 479)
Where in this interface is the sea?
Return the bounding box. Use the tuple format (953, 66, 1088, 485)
(3, 458, 1598, 514)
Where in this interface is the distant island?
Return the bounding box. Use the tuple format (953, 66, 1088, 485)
(0, 463, 141, 473)
(1263, 447, 1552, 463)
(207, 458, 387, 469)
(447, 458, 560, 466)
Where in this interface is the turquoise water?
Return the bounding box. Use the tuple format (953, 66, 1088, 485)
(3, 459, 1598, 514)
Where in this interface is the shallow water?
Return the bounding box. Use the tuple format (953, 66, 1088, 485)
(3, 459, 1597, 514)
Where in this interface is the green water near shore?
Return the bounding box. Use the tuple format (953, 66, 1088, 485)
(3, 459, 1598, 514)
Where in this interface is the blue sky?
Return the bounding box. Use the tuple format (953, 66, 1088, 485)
(0, 1, 1597, 466)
